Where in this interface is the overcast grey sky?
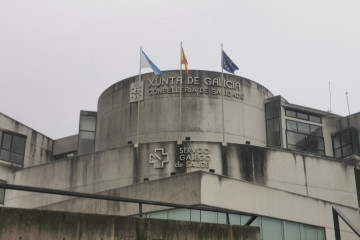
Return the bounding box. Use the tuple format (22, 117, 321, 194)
(1, 0, 359, 139)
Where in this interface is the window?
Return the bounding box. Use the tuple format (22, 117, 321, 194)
(0, 131, 26, 165)
(286, 120, 325, 155)
(355, 168, 360, 207)
(78, 112, 97, 155)
(332, 129, 359, 158)
(285, 109, 321, 123)
(265, 101, 281, 146)
(0, 179, 5, 204)
(143, 209, 326, 240)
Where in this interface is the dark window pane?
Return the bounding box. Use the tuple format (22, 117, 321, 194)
(10, 153, 24, 164)
(0, 150, 10, 161)
(287, 132, 306, 147)
(79, 115, 97, 131)
(0, 131, 2, 147)
(2, 134, 12, 150)
(333, 135, 341, 149)
(342, 145, 353, 157)
(267, 118, 280, 146)
(265, 101, 279, 120)
(335, 148, 342, 158)
(355, 169, 360, 207)
(0, 179, 5, 204)
(305, 136, 324, 153)
(286, 120, 297, 132)
(309, 115, 321, 123)
(285, 109, 296, 118)
(11, 135, 26, 154)
(297, 112, 308, 120)
(310, 125, 322, 136)
(341, 130, 352, 146)
(297, 122, 310, 134)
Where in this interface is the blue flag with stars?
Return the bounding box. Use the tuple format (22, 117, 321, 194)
(222, 50, 239, 74)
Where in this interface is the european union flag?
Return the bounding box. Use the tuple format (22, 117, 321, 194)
(222, 50, 239, 74)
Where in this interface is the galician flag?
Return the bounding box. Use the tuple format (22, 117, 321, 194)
(181, 47, 189, 76)
(141, 50, 163, 75)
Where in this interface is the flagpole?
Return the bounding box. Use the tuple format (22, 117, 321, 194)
(178, 42, 183, 144)
(221, 43, 226, 145)
(136, 46, 142, 147)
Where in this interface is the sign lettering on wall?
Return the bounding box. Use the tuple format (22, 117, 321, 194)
(175, 147, 211, 169)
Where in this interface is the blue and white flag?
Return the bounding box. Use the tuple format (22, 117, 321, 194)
(141, 50, 163, 75)
(222, 50, 239, 74)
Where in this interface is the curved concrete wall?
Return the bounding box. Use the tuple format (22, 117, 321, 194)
(95, 70, 273, 151)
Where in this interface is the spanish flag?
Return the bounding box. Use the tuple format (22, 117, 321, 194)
(181, 48, 189, 76)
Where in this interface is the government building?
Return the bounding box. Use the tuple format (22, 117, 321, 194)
(0, 70, 359, 239)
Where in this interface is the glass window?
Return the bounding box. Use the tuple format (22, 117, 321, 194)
(0, 150, 10, 161)
(218, 212, 227, 224)
(262, 217, 283, 240)
(190, 209, 201, 222)
(229, 214, 241, 225)
(286, 120, 297, 132)
(0, 132, 26, 164)
(309, 115, 321, 123)
(287, 132, 305, 146)
(310, 125, 322, 136)
(332, 129, 359, 158)
(2, 134, 12, 150)
(266, 101, 279, 120)
(317, 228, 325, 240)
(267, 118, 280, 146)
(285, 109, 296, 118)
(286, 120, 324, 155)
(148, 211, 168, 220)
(0, 179, 5, 204)
(201, 210, 218, 223)
(284, 222, 301, 240)
(286, 109, 322, 123)
(297, 112, 308, 120)
(79, 115, 97, 131)
(12, 135, 26, 154)
(78, 113, 97, 156)
(168, 209, 190, 221)
(303, 225, 317, 240)
(355, 169, 360, 207)
(78, 132, 95, 155)
(297, 122, 310, 134)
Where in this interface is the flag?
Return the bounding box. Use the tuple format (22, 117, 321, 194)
(141, 50, 163, 75)
(222, 50, 239, 74)
(181, 48, 189, 76)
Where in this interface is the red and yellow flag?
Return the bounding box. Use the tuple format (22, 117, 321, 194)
(181, 48, 189, 76)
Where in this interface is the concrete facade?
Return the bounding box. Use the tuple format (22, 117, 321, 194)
(0, 70, 359, 239)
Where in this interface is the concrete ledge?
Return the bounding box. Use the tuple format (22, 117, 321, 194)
(0, 207, 259, 240)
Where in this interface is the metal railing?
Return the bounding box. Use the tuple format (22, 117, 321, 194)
(0, 183, 257, 226)
(332, 206, 360, 240)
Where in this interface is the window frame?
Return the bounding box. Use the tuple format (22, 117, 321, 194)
(0, 130, 26, 165)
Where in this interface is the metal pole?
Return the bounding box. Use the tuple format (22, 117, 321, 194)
(329, 81, 332, 113)
(136, 46, 142, 147)
(221, 44, 225, 145)
(345, 92, 350, 115)
(178, 42, 183, 144)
